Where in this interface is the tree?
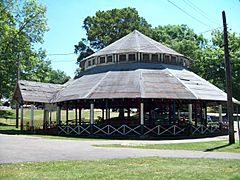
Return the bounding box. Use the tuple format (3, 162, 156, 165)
(151, 24, 207, 60)
(74, 7, 152, 66)
(193, 30, 240, 99)
(0, 0, 70, 99)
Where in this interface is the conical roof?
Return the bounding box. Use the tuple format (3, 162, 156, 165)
(85, 30, 183, 60)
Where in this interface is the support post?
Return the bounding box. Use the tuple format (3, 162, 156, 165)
(90, 102, 94, 134)
(105, 101, 110, 120)
(102, 108, 104, 121)
(188, 104, 192, 123)
(222, 11, 235, 144)
(66, 102, 69, 125)
(43, 109, 49, 130)
(56, 106, 61, 126)
(188, 103, 193, 135)
(16, 103, 19, 128)
(178, 109, 181, 121)
(127, 108, 131, 121)
(20, 105, 24, 130)
(140, 101, 144, 135)
(75, 106, 78, 125)
(237, 105, 240, 144)
(79, 107, 82, 125)
(219, 104, 223, 123)
(204, 103, 207, 126)
(30, 104, 34, 132)
(173, 100, 176, 124)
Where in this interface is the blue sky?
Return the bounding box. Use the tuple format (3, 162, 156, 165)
(38, 0, 240, 78)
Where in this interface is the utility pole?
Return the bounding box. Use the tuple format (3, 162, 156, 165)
(16, 52, 22, 128)
(222, 11, 235, 144)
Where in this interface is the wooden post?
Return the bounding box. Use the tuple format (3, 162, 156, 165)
(219, 104, 223, 123)
(173, 100, 176, 124)
(75, 104, 78, 125)
(188, 104, 192, 123)
(140, 101, 144, 135)
(49, 111, 52, 127)
(204, 103, 207, 126)
(90, 102, 94, 125)
(79, 107, 82, 125)
(43, 108, 49, 130)
(30, 104, 34, 131)
(127, 108, 130, 121)
(140, 102, 144, 125)
(20, 105, 24, 130)
(90, 102, 94, 134)
(237, 105, 240, 144)
(200, 103, 203, 125)
(16, 103, 19, 128)
(66, 102, 69, 125)
(105, 101, 110, 120)
(222, 11, 235, 144)
(195, 103, 198, 126)
(102, 108, 105, 121)
(56, 106, 61, 126)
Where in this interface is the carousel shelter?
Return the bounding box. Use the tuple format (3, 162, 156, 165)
(13, 30, 240, 137)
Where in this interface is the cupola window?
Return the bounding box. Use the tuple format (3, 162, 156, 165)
(143, 54, 150, 61)
(164, 55, 170, 64)
(171, 56, 177, 64)
(128, 54, 136, 61)
(100, 57, 105, 64)
(107, 55, 113, 63)
(152, 54, 158, 62)
(119, 54, 126, 62)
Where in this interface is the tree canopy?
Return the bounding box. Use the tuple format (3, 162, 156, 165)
(0, 0, 70, 99)
(74, 7, 152, 65)
(75, 7, 240, 100)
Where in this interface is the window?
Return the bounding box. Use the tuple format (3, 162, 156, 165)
(152, 54, 158, 62)
(107, 55, 113, 63)
(87, 60, 92, 67)
(119, 54, 126, 62)
(171, 56, 177, 64)
(128, 54, 136, 61)
(92, 58, 95, 65)
(100, 57, 105, 64)
(164, 55, 170, 64)
(143, 54, 150, 61)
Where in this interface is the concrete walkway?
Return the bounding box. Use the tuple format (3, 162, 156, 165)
(0, 133, 239, 164)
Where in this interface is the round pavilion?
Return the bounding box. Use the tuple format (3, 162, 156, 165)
(13, 30, 240, 137)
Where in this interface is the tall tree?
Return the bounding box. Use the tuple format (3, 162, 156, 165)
(193, 30, 240, 99)
(75, 7, 152, 65)
(151, 24, 207, 60)
(0, 0, 70, 99)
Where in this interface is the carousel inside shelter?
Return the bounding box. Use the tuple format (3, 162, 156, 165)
(13, 30, 240, 137)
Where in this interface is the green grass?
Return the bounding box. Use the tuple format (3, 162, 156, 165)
(95, 140, 240, 153)
(0, 157, 239, 180)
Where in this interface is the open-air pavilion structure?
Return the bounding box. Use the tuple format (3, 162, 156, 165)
(13, 30, 240, 137)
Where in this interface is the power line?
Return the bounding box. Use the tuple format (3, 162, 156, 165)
(48, 59, 76, 63)
(199, 26, 222, 34)
(47, 53, 75, 56)
(167, 0, 212, 29)
(182, 0, 220, 26)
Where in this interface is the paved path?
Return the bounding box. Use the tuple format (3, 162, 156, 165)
(0, 134, 240, 164)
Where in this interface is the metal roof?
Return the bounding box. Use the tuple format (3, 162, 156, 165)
(84, 30, 183, 61)
(13, 63, 240, 104)
(14, 80, 64, 103)
(53, 63, 239, 104)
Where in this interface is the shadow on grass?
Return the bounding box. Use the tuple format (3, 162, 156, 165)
(204, 143, 232, 152)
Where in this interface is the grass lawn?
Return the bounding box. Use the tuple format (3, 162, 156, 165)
(0, 157, 239, 180)
(95, 140, 240, 153)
